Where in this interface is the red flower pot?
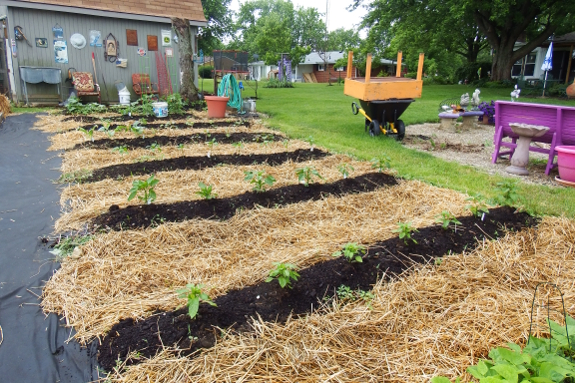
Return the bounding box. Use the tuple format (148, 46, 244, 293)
(556, 146, 575, 182)
(205, 96, 229, 118)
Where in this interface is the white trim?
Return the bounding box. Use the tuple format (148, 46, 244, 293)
(317, 64, 325, 71)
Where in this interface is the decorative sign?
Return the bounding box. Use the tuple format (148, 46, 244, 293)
(35, 38, 48, 48)
(126, 29, 138, 46)
(106, 38, 117, 57)
(52, 24, 63, 40)
(165, 47, 173, 57)
(11, 39, 16, 58)
(137, 47, 146, 57)
(54, 40, 68, 63)
(161, 30, 171, 46)
(89, 30, 102, 47)
(147, 35, 158, 51)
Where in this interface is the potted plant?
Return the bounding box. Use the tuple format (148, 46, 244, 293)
(478, 101, 495, 124)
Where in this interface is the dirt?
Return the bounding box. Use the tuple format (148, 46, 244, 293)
(92, 173, 398, 231)
(97, 206, 537, 371)
(77, 120, 252, 131)
(73, 132, 282, 150)
(62, 113, 193, 123)
(87, 149, 330, 182)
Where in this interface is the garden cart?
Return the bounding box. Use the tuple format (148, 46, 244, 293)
(344, 51, 425, 141)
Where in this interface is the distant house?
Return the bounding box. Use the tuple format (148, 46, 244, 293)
(512, 32, 575, 83)
(0, 0, 207, 104)
(248, 61, 278, 81)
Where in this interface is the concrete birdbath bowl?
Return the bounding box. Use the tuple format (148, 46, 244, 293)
(505, 123, 550, 175)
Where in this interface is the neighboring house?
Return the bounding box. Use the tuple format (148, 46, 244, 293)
(248, 61, 277, 81)
(0, 0, 206, 104)
(512, 32, 575, 84)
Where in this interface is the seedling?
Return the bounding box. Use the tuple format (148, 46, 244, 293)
(465, 194, 489, 219)
(232, 141, 244, 151)
(97, 121, 115, 137)
(435, 211, 462, 230)
(177, 283, 216, 320)
(393, 222, 418, 244)
(146, 142, 162, 152)
(296, 166, 323, 187)
(332, 242, 366, 263)
(282, 139, 290, 149)
(338, 163, 354, 179)
(336, 285, 375, 309)
(78, 126, 95, 142)
(131, 123, 145, 137)
(138, 118, 148, 126)
(244, 170, 276, 192)
(306, 135, 315, 151)
(206, 138, 218, 148)
(50, 235, 92, 258)
(265, 262, 300, 289)
(494, 180, 519, 207)
(128, 175, 159, 205)
(177, 143, 185, 149)
(112, 145, 128, 155)
(370, 156, 391, 172)
(195, 182, 217, 200)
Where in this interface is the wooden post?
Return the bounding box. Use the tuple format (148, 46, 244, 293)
(416, 53, 425, 81)
(566, 45, 574, 85)
(395, 51, 403, 77)
(365, 53, 372, 84)
(346, 51, 353, 79)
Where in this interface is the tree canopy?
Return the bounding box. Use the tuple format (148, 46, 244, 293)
(198, 0, 234, 55)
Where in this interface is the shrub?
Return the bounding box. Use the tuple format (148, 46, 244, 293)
(264, 79, 294, 88)
(454, 61, 492, 83)
(404, 72, 417, 79)
(166, 93, 186, 115)
(198, 65, 214, 79)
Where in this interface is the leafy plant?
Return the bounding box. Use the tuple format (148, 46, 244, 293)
(50, 235, 92, 258)
(338, 163, 354, 179)
(393, 222, 419, 244)
(65, 96, 107, 115)
(232, 141, 244, 151)
(166, 93, 186, 115)
(296, 166, 323, 187)
(128, 175, 159, 205)
(336, 285, 375, 309)
(78, 126, 95, 142)
(494, 180, 520, 207)
(146, 142, 162, 152)
(58, 169, 92, 183)
(177, 143, 185, 149)
(435, 211, 462, 230)
(112, 145, 128, 155)
(244, 170, 276, 192)
(265, 262, 300, 289)
(97, 121, 115, 137)
(306, 135, 315, 150)
(136, 94, 155, 117)
(332, 242, 366, 263)
(466, 194, 490, 218)
(130, 123, 145, 137)
(206, 138, 218, 149)
(176, 284, 216, 320)
(195, 182, 217, 200)
(371, 156, 392, 172)
(264, 78, 294, 88)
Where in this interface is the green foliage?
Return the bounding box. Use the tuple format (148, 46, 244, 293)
(296, 166, 323, 187)
(265, 262, 300, 289)
(371, 156, 392, 172)
(338, 163, 355, 179)
(435, 211, 462, 230)
(66, 97, 107, 115)
(494, 180, 520, 207)
(198, 65, 214, 79)
(332, 243, 366, 263)
(128, 175, 159, 205)
(197, 0, 233, 54)
(244, 170, 276, 193)
(336, 285, 375, 308)
(78, 126, 95, 142)
(50, 235, 92, 258)
(177, 283, 216, 320)
(455, 62, 493, 83)
(166, 93, 186, 115)
(112, 145, 128, 155)
(146, 142, 162, 152)
(466, 194, 490, 218)
(195, 182, 217, 200)
(264, 79, 294, 88)
(137, 95, 155, 117)
(58, 169, 92, 183)
(393, 222, 418, 244)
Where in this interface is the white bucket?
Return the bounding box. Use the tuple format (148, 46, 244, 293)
(118, 88, 131, 106)
(152, 102, 168, 118)
(245, 99, 256, 112)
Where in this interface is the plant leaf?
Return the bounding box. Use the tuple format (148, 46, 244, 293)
(188, 299, 200, 319)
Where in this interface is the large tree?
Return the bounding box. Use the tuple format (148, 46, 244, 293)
(172, 18, 199, 101)
(197, 0, 234, 55)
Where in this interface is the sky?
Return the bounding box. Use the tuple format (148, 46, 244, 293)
(229, 0, 367, 33)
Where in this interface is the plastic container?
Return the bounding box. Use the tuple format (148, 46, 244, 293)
(152, 102, 168, 118)
(556, 146, 575, 182)
(205, 96, 229, 118)
(118, 88, 131, 106)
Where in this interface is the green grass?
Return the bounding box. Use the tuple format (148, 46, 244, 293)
(206, 80, 575, 217)
(12, 106, 54, 114)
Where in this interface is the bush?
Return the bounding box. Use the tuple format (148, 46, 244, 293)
(482, 80, 517, 88)
(404, 72, 417, 79)
(455, 61, 492, 83)
(166, 93, 186, 114)
(423, 75, 452, 85)
(264, 79, 294, 88)
(199, 65, 214, 79)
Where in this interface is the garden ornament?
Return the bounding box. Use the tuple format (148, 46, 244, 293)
(471, 89, 481, 108)
(70, 33, 86, 49)
(460, 93, 470, 109)
(511, 85, 521, 102)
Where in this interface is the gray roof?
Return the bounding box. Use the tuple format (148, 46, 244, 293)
(302, 51, 397, 65)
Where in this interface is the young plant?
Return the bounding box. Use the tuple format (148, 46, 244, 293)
(296, 166, 323, 187)
(130, 123, 145, 137)
(244, 170, 276, 192)
(112, 145, 128, 155)
(232, 141, 244, 151)
(393, 222, 419, 245)
(128, 175, 159, 205)
(465, 194, 489, 219)
(265, 262, 300, 289)
(494, 180, 519, 207)
(306, 135, 315, 151)
(176, 283, 216, 320)
(146, 142, 162, 152)
(97, 121, 115, 137)
(338, 163, 354, 179)
(78, 126, 95, 142)
(336, 285, 375, 309)
(166, 93, 186, 115)
(371, 156, 391, 172)
(49, 235, 92, 258)
(435, 211, 462, 230)
(195, 182, 217, 200)
(332, 242, 366, 263)
(177, 143, 185, 149)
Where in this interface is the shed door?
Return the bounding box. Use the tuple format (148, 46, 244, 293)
(0, 35, 8, 95)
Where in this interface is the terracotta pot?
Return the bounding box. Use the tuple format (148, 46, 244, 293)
(204, 96, 229, 118)
(566, 80, 575, 98)
(556, 146, 575, 182)
(482, 114, 489, 124)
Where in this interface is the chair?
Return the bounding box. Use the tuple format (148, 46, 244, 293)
(72, 72, 100, 103)
(132, 74, 159, 97)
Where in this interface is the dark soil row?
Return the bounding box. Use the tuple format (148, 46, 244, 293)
(97, 206, 537, 371)
(77, 120, 251, 131)
(62, 113, 193, 123)
(87, 149, 330, 182)
(73, 132, 282, 151)
(93, 172, 398, 231)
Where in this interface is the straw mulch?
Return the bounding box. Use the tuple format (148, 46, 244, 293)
(42, 180, 469, 343)
(103, 216, 575, 383)
(55, 154, 375, 232)
(0, 94, 10, 120)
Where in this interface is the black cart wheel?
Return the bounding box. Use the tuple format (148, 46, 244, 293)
(364, 118, 370, 132)
(369, 120, 381, 137)
(395, 119, 405, 141)
(351, 102, 360, 115)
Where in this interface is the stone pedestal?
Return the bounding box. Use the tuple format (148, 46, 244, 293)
(505, 123, 550, 175)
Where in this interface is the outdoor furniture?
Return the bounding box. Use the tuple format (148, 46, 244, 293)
(132, 73, 158, 97)
(438, 112, 459, 130)
(460, 111, 484, 130)
(71, 72, 100, 103)
(438, 111, 484, 131)
(492, 101, 575, 175)
(19, 66, 62, 106)
(506, 123, 550, 175)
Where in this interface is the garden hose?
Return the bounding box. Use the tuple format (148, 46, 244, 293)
(217, 74, 245, 114)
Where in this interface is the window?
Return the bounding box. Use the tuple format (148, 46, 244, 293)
(512, 52, 537, 77)
(335, 66, 345, 72)
(317, 64, 325, 71)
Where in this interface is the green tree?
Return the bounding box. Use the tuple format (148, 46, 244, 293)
(326, 28, 362, 52)
(198, 0, 234, 55)
(172, 18, 200, 101)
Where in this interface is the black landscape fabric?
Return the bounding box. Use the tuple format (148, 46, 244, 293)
(0, 114, 96, 382)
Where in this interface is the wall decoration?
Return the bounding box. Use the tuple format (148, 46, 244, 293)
(147, 35, 158, 51)
(54, 40, 68, 63)
(161, 30, 171, 46)
(137, 47, 146, 57)
(70, 33, 86, 49)
(104, 33, 118, 62)
(89, 30, 102, 47)
(165, 47, 173, 57)
(52, 24, 63, 39)
(11, 39, 16, 58)
(116, 58, 127, 68)
(126, 29, 138, 46)
(35, 38, 48, 48)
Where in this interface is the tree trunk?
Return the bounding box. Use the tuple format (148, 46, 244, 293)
(491, 45, 516, 81)
(172, 17, 199, 102)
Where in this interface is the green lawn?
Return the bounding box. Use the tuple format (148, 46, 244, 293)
(221, 80, 575, 217)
